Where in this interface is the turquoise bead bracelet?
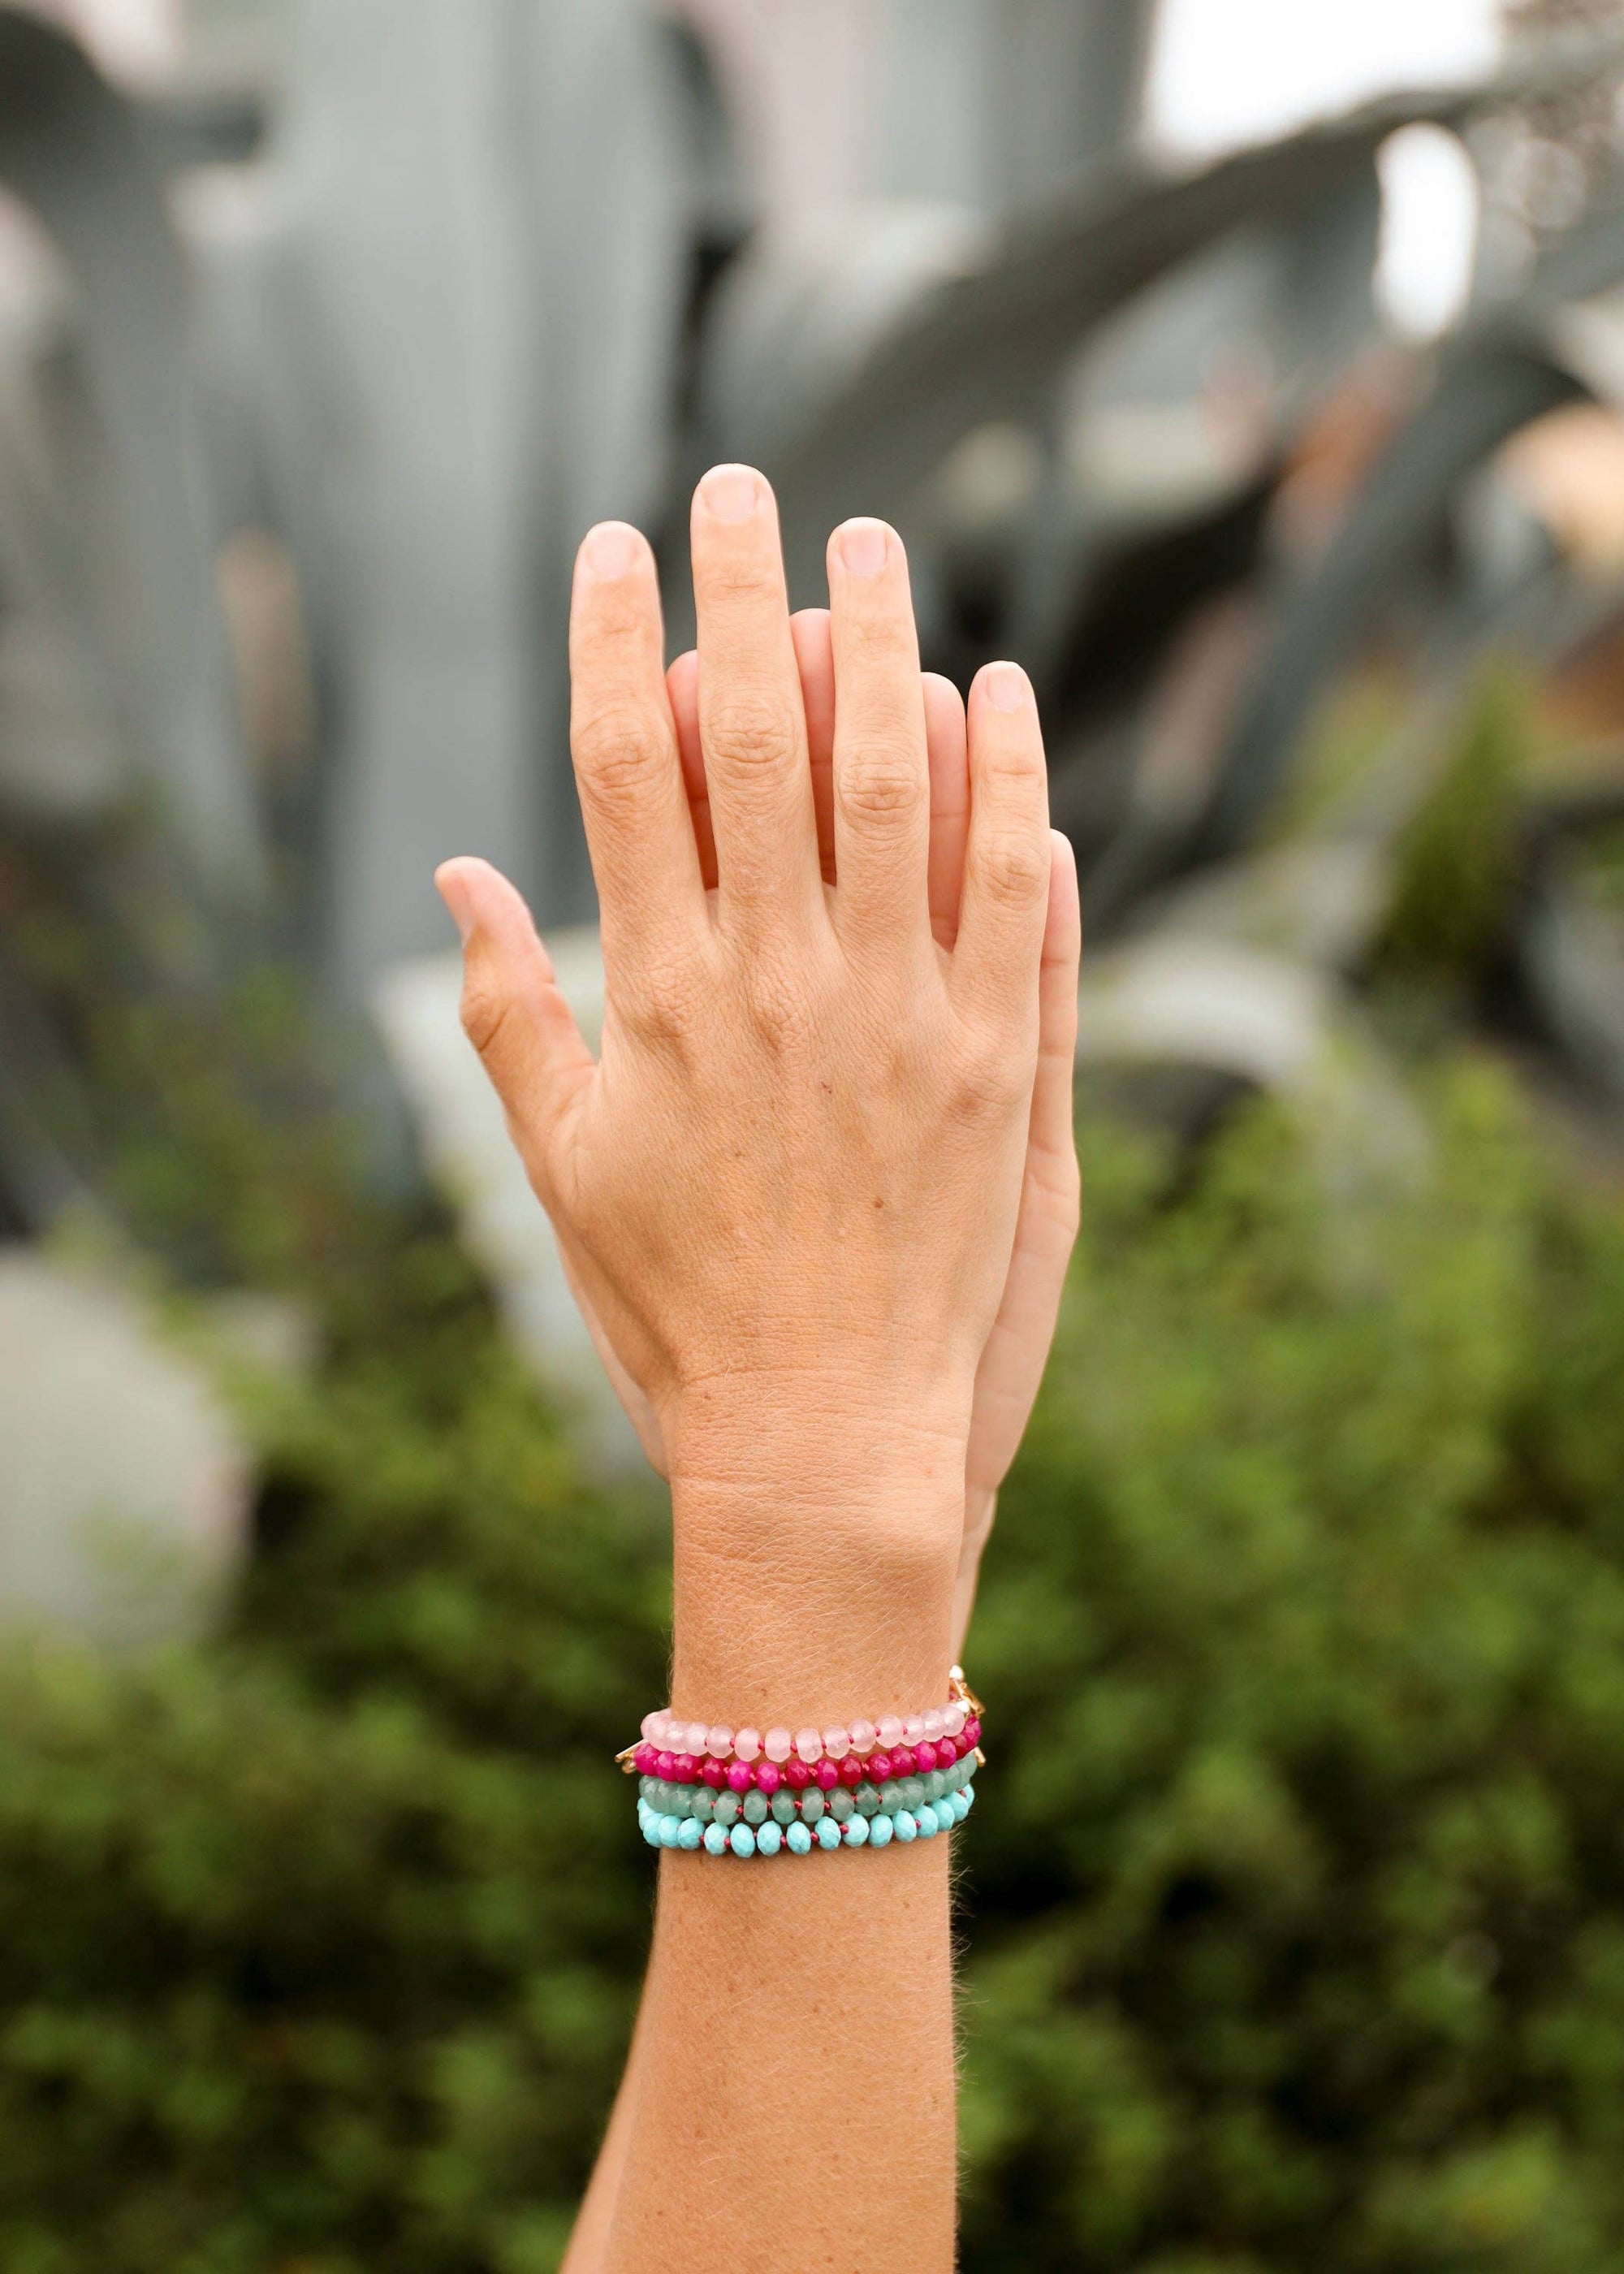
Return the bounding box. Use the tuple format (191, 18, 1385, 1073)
(639, 1783, 976, 1856)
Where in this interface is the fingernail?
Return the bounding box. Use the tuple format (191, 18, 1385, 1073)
(581, 521, 641, 581)
(836, 517, 889, 578)
(699, 464, 761, 525)
(984, 661, 1030, 714)
(435, 867, 475, 944)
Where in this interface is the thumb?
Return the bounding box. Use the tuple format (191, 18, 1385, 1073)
(434, 856, 594, 1177)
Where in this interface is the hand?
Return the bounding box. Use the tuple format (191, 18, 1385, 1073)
(540, 605, 1080, 1654)
(436, 467, 1076, 1696)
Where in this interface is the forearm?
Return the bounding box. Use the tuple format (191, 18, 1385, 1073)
(594, 1410, 964, 2273)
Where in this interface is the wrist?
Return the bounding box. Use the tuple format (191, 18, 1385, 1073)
(665, 1385, 966, 1728)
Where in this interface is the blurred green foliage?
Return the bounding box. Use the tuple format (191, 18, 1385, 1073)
(1376, 666, 1531, 984)
(4, 1053, 1624, 2270)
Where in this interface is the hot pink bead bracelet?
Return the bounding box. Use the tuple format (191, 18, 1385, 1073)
(616, 1667, 984, 1783)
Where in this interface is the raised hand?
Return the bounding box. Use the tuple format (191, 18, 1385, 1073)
(442, 485, 1078, 1658)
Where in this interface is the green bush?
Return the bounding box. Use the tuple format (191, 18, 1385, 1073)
(4, 1062, 1624, 2271)
(962, 1069, 1624, 2272)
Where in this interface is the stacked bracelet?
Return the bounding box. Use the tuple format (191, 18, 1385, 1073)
(621, 1668, 985, 1859)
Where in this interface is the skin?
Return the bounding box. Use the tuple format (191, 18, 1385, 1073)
(435, 465, 1080, 2273)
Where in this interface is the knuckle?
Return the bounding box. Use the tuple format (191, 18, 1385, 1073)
(837, 733, 926, 826)
(620, 954, 700, 1049)
(743, 955, 813, 1052)
(572, 700, 667, 809)
(949, 1033, 1026, 1122)
(974, 828, 1050, 910)
(705, 690, 799, 776)
(459, 970, 516, 1062)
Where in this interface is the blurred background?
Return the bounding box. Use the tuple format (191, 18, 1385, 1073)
(6, 2, 1624, 2268)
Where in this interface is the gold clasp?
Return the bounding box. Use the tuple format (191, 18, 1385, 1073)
(948, 1664, 984, 1718)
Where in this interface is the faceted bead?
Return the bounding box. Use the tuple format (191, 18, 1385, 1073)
(658, 1816, 682, 1848)
(634, 1744, 659, 1776)
(815, 1817, 842, 1851)
(763, 1727, 793, 1763)
(702, 1822, 728, 1856)
(639, 1776, 656, 1801)
(879, 1784, 901, 1814)
(655, 1752, 676, 1782)
(902, 1714, 926, 1745)
(829, 1788, 854, 1822)
(961, 1783, 975, 1809)
(785, 1759, 811, 1791)
(677, 1818, 703, 1849)
(734, 1727, 762, 1763)
(962, 1718, 982, 1749)
(876, 1715, 904, 1750)
(706, 1725, 734, 1759)
(714, 1792, 740, 1827)
(891, 1746, 916, 1779)
(742, 1790, 769, 1825)
(915, 1742, 938, 1775)
(795, 1728, 822, 1765)
(922, 1709, 946, 1742)
(672, 1754, 698, 1784)
(854, 1783, 881, 1817)
(756, 1821, 783, 1857)
(850, 1719, 877, 1755)
(729, 1823, 756, 1857)
(726, 1761, 753, 1793)
(701, 1758, 727, 1790)
(669, 1788, 692, 1818)
(642, 1816, 661, 1847)
(786, 1821, 813, 1855)
(844, 1814, 870, 1847)
(868, 1813, 894, 1848)
(800, 1788, 825, 1822)
(892, 1811, 917, 1844)
(755, 1760, 781, 1796)
(814, 1759, 840, 1792)
(641, 1711, 661, 1743)
(691, 1789, 715, 1822)
(771, 1790, 797, 1824)
(943, 1701, 966, 1738)
(823, 1726, 850, 1762)
(868, 1753, 893, 1787)
(915, 1806, 940, 1839)
(839, 1753, 863, 1787)
(901, 1778, 925, 1809)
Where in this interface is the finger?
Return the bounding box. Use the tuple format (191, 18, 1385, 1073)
(952, 660, 1052, 1011)
(923, 672, 968, 949)
(568, 521, 702, 975)
(790, 607, 836, 883)
(435, 856, 594, 1194)
(826, 517, 931, 957)
(964, 831, 1082, 1500)
(665, 649, 717, 889)
(690, 464, 822, 929)
(1030, 830, 1082, 1203)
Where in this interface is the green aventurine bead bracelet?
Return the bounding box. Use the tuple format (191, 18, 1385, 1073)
(639, 1783, 976, 1856)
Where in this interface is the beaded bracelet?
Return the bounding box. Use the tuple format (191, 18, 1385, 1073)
(623, 1668, 985, 1858)
(640, 1740, 976, 1827)
(619, 1669, 983, 1776)
(641, 1783, 976, 1856)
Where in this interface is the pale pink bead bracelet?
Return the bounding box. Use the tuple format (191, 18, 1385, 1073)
(616, 1667, 985, 1783)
